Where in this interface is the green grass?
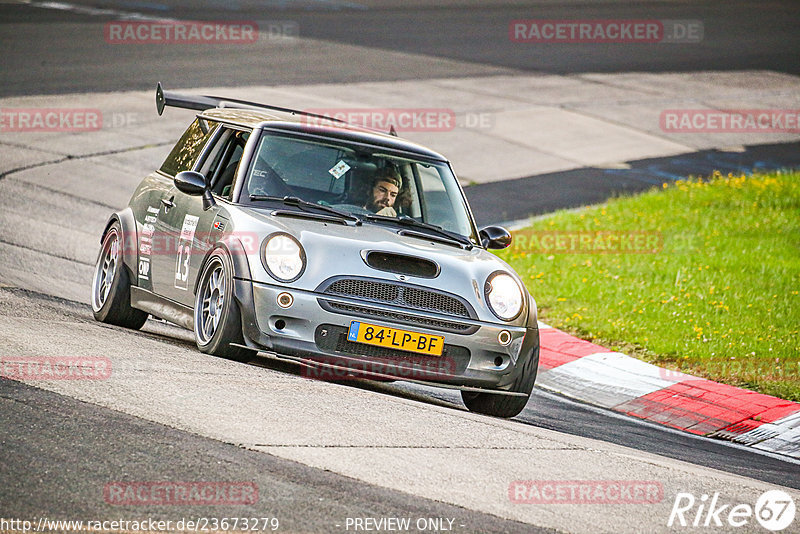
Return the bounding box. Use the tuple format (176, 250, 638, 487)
(497, 170, 800, 401)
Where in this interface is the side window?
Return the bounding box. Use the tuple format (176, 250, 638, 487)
(159, 118, 216, 177)
(417, 164, 463, 231)
(205, 130, 249, 199)
(396, 163, 420, 217)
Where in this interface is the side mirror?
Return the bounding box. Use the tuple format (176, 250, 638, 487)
(479, 226, 512, 249)
(174, 171, 206, 196)
(174, 171, 216, 210)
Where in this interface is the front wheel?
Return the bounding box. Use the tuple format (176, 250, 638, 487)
(461, 343, 539, 418)
(91, 222, 148, 329)
(194, 251, 256, 362)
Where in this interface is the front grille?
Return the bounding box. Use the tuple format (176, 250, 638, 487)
(403, 287, 466, 316)
(321, 301, 475, 334)
(326, 278, 399, 304)
(314, 324, 470, 375)
(321, 277, 472, 318)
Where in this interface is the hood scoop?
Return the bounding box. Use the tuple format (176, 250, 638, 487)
(365, 251, 439, 279)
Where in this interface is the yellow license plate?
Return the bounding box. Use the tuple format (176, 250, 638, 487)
(347, 321, 444, 357)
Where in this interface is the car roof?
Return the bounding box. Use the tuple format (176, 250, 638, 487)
(198, 108, 448, 161)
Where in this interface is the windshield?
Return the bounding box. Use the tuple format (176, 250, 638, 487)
(242, 131, 477, 241)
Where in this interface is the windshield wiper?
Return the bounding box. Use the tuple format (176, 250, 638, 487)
(249, 195, 362, 224)
(363, 214, 473, 248)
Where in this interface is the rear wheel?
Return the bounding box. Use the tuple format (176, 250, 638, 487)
(91, 222, 148, 329)
(194, 251, 256, 362)
(461, 343, 539, 418)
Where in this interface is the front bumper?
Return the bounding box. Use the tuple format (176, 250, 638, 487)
(234, 278, 539, 389)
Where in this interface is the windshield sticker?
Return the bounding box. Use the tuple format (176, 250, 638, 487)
(328, 160, 351, 179)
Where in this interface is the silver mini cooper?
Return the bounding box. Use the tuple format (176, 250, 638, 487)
(91, 84, 539, 418)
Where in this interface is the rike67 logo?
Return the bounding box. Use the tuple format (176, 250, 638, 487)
(668, 490, 796, 531)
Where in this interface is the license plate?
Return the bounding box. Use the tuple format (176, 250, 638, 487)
(347, 321, 444, 357)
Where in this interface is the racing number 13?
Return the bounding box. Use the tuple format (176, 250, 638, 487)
(175, 243, 191, 283)
(174, 215, 199, 290)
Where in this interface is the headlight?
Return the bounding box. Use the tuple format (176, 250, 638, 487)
(261, 233, 306, 282)
(485, 272, 524, 321)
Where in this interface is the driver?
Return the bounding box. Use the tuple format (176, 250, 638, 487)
(364, 169, 401, 217)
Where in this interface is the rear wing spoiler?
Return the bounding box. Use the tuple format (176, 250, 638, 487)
(155, 82, 345, 124)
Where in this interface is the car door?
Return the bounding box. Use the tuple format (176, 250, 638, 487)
(129, 171, 173, 294)
(149, 118, 218, 301)
(155, 186, 206, 306)
(152, 126, 249, 308)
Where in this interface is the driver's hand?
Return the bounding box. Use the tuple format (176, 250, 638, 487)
(375, 206, 397, 217)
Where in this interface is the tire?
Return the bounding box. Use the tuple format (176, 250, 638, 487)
(194, 250, 256, 362)
(461, 343, 539, 418)
(91, 222, 149, 329)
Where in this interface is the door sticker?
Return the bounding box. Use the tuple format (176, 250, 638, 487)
(138, 205, 159, 281)
(138, 259, 150, 280)
(174, 214, 199, 290)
